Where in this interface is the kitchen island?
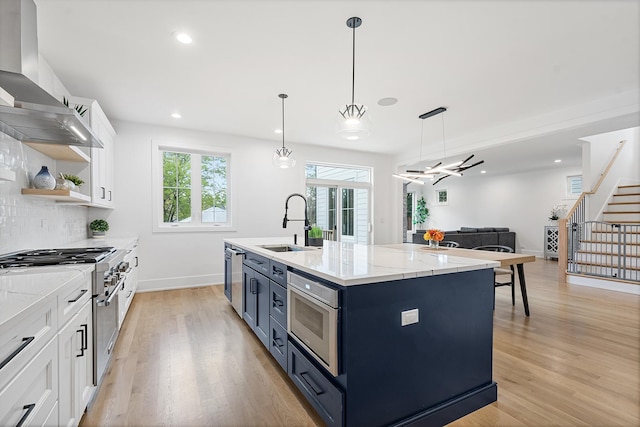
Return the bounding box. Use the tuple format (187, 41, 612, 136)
(224, 238, 500, 427)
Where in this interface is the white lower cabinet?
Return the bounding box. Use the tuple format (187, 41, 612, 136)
(58, 300, 93, 427)
(118, 246, 139, 328)
(0, 337, 59, 426)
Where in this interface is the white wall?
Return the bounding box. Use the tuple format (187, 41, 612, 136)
(108, 121, 399, 291)
(0, 134, 89, 254)
(580, 127, 639, 218)
(406, 165, 582, 256)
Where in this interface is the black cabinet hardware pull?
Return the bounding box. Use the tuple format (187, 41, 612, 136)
(250, 258, 264, 265)
(76, 327, 85, 358)
(135, 256, 139, 267)
(273, 298, 284, 307)
(76, 323, 88, 357)
(16, 403, 36, 427)
(273, 267, 284, 275)
(0, 337, 34, 371)
(272, 337, 284, 348)
(300, 372, 325, 396)
(67, 289, 88, 303)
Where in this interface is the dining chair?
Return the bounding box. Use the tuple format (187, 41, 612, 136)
(472, 245, 516, 306)
(439, 240, 460, 248)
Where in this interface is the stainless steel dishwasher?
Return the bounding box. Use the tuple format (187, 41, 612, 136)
(224, 246, 245, 316)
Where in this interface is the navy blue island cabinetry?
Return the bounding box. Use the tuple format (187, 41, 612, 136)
(229, 241, 498, 427)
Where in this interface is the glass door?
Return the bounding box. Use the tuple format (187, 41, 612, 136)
(306, 185, 370, 244)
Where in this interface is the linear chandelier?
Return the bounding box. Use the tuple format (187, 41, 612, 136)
(393, 107, 484, 185)
(273, 93, 296, 168)
(337, 16, 371, 141)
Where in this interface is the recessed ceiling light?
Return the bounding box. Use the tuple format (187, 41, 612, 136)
(480, 170, 486, 174)
(173, 32, 192, 44)
(274, 129, 282, 134)
(377, 97, 398, 106)
(171, 112, 182, 119)
(554, 159, 562, 163)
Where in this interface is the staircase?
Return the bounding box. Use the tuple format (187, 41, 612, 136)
(570, 185, 640, 282)
(602, 184, 640, 223)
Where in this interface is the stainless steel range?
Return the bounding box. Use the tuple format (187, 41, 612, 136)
(0, 246, 130, 387)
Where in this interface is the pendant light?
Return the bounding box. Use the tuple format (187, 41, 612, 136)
(393, 107, 484, 185)
(337, 16, 371, 141)
(273, 93, 296, 168)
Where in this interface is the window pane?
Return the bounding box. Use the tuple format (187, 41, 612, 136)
(201, 155, 227, 223)
(406, 193, 414, 231)
(163, 188, 178, 223)
(305, 163, 370, 183)
(342, 188, 354, 236)
(568, 175, 582, 196)
(177, 189, 191, 222)
(163, 151, 192, 223)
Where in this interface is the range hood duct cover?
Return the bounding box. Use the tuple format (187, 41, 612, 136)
(0, 0, 103, 148)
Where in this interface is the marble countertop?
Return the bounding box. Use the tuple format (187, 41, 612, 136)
(225, 238, 499, 286)
(65, 236, 138, 250)
(0, 264, 94, 331)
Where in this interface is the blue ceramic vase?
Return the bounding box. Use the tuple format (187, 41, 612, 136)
(33, 166, 56, 190)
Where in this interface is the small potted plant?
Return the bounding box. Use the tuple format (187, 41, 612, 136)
(56, 173, 84, 191)
(63, 174, 84, 188)
(308, 225, 324, 247)
(89, 219, 109, 238)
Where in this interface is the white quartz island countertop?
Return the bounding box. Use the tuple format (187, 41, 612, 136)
(225, 238, 499, 286)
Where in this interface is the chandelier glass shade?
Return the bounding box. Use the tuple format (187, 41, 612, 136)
(337, 17, 370, 141)
(273, 93, 296, 168)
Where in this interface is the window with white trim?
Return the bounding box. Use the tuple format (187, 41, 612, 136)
(567, 175, 582, 196)
(153, 142, 231, 232)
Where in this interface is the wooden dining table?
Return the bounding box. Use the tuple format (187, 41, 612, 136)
(418, 246, 536, 316)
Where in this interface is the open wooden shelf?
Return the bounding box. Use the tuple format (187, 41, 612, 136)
(24, 142, 91, 163)
(21, 188, 91, 202)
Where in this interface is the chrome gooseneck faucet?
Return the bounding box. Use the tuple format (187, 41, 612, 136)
(282, 193, 310, 246)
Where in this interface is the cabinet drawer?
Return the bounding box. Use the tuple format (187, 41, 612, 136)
(269, 260, 287, 286)
(269, 318, 287, 371)
(0, 337, 58, 427)
(269, 280, 287, 328)
(243, 252, 269, 276)
(0, 299, 56, 391)
(288, 342, 343, 427)
(58, 273, 92, 328)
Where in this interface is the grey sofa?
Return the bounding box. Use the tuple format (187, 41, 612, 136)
(412, 227, 516, 250)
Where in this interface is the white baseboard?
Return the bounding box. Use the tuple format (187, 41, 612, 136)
(137, 273, 223, 292)
(567, 274, 640, 295)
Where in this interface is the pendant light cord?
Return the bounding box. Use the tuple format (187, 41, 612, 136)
(281, 95, 285, 150)
(441, 113, 447, 162)
(351, 21, 356, 106)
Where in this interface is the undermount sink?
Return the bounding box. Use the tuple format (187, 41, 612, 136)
(259, 244, 319, 253)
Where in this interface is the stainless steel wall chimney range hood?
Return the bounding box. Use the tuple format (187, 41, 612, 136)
(0, 0, 103, 148)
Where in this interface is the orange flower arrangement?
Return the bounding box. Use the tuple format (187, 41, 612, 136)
(423, 229, 445, 242)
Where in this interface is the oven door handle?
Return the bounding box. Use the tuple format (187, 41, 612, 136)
(96, 283, 121, 307)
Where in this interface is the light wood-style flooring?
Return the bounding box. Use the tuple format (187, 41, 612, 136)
(80, 260, 640, 426)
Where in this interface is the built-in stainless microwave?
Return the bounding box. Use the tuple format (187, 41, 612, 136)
(287, 272, 339, 376)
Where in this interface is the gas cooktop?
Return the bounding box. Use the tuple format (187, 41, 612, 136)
(0, 247, 116, 268)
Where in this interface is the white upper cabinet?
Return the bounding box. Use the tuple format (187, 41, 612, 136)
(68, 96, 116, 208)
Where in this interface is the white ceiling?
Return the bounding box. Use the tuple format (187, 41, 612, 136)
(33, 0, 639, 175)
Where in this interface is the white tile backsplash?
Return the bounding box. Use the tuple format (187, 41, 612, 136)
(0, 133, 89, 254)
